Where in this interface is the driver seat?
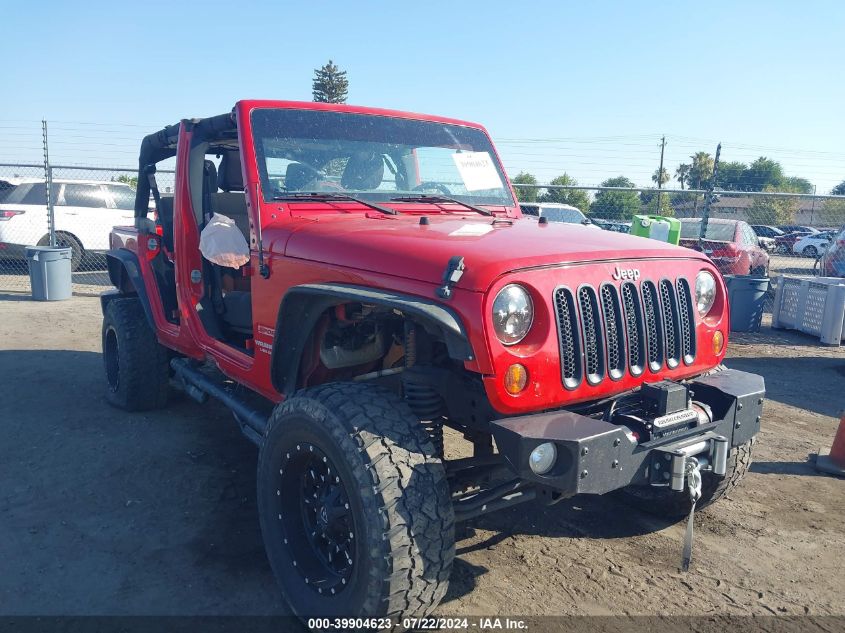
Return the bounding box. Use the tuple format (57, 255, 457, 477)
(341, 152, 385, 190)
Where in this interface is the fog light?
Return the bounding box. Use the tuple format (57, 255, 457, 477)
(713, 330, 725, 355)
(529, 442, 557, 475)
(504, 364, 528, 394)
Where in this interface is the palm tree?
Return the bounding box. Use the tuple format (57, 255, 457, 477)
(675, 164, 690, 190)
(689, 152, 714, 190)
(652, 167, 670, 187)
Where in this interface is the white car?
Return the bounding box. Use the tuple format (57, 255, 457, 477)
(0, 178, 136, 271)
(519, 202, 600, 228)
(792, 231, 834, 258)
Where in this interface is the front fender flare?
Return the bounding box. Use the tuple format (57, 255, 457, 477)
(270, 283, 473, 396)
(100, 249, 155, 330)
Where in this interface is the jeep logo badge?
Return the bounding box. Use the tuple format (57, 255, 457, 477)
(612, 266, 640, 281)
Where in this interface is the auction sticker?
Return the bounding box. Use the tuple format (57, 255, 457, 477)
(452, 151, 502, 191)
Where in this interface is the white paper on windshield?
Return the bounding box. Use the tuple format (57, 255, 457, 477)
(449, 223, 493, 237)
(451, 151, 502, 191)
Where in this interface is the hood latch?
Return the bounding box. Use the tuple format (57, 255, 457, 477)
(436, 256, 465, 300)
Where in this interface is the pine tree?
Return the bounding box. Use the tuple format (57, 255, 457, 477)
(312, 60, 349, 104)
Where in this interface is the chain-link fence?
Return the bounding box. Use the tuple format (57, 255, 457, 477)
(0, 162, 174, 295)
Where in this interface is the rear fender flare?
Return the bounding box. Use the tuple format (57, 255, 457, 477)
(270, 283, 473, 396)
(100, 249, 155, 330)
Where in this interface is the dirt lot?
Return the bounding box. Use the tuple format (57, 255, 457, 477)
(0, 293, 843, 618)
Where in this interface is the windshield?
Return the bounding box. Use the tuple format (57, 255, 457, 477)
(680, 221, 736, 241)
(251, 109, 514, 207)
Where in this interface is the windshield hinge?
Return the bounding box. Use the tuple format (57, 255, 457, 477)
(436, 256, 465, 300)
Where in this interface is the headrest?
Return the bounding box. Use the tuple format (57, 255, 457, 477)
(341, 152, 384, 191)
(285, 163, 312, 191)
(217, 150, 244, 192)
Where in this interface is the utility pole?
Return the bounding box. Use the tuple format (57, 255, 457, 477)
(656, 135, 666, 212)
(810, 185, 816, 225)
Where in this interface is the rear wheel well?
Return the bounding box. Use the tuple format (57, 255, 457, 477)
(106, 252, 136, 294)
(39, 230, 85, 251)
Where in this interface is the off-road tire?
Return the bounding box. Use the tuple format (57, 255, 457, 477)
(39, 232, 83, 272)
(257, 382, 454, 621)
(618, 438, 755, 519)
(102, 297, 170, 411)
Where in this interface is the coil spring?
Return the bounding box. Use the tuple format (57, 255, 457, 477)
(404, 323, 444, 457)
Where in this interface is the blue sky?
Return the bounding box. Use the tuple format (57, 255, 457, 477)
(3, 0, 844, 192)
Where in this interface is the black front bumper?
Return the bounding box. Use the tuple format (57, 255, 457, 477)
(489, 369, 764, 496)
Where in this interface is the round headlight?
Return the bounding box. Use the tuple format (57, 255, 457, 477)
(529, 442, 557, 475)
(695, 271, 717, 316)
(492, 284, 534, 345)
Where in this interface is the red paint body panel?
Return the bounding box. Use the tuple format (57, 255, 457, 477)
(115, 100, 732, 416)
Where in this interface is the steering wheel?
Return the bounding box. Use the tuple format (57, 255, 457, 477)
(413, 182, 452, 196)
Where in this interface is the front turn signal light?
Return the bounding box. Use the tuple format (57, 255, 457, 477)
(504, 364, 528, 395)
(713, 330, 725, 355)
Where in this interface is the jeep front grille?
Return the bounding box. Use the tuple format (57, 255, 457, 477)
(554, 277, 696, 389)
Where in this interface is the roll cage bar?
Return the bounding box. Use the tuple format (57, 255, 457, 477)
(133, 110, 238, 221)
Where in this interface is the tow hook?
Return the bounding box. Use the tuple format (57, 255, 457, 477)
(681, 457, 703, 572)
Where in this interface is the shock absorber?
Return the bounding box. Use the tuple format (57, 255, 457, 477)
(402, 323, 445, 457)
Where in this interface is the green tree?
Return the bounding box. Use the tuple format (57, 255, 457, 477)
(675, 163, 690, 189)
(312, 59, 349, 104)
(747, 184, 801, 225)
(688, 152, 714, 191)
(717, 161, 747, 191)
(539, 173, 591, 212)
(831, 180, 845, 196)
(590, 176, 641, 220)
(819, 198, 845, 227)
(640, 189, 674, 216)
(743, 156, 784, 191)
(652, 167, 670, 187)
(511, 171, 539, 202)
(781, 176, 813, 194)
(114, 174, 138, 188)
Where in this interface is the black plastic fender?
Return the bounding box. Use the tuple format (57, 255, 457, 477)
(270, 283, 474, 396)
(100, 249, 155, 331)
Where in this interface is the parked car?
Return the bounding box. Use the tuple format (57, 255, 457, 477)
(793, 231, 834, 258)
(750, 225, 784, 252)
(591, 217, 631, 233)
(519, 202, 599, 228)
(778, 225, 819, 235)
(679, 218, 770, 275)
(0, 178, 136, 271)
(820, 224, 845, 277)
(772, 232, 806, 255)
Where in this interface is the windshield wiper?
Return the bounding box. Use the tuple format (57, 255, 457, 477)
(389, 194, 493, 216)
(272, 192, 397, 215)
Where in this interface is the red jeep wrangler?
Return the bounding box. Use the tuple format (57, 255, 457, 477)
(101, 100, 763, 621)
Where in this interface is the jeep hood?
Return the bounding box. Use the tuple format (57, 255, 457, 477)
(279, 215, 705, 292)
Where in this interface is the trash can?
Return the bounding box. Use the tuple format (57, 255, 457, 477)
(724, 274, 769, 332)
(25, 246, 72, 301)
(630, 214, 681, 245)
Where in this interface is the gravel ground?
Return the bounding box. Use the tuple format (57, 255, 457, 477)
(0, 293, 843, 618)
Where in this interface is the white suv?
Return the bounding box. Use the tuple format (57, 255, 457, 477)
(0, 178, 136, 271)
(519, 202, 601, 228)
